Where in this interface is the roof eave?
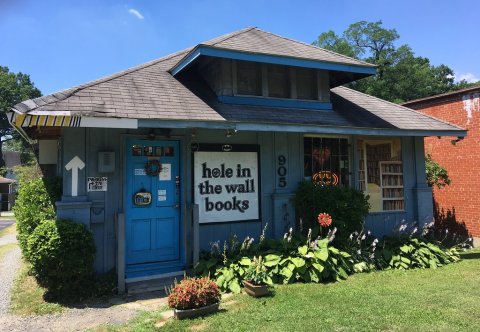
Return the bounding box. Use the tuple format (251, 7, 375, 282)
(137, 118, 466, 137)
(169, 45, 377, 77)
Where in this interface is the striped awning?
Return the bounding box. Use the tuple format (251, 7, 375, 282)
(8, 111, 82, 128)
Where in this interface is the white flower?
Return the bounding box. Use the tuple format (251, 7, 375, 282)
(367, 230, 371, 236)
(349, 233, 353, 240)
(357, 249, 361, 255)
(361, 234, 366, 240)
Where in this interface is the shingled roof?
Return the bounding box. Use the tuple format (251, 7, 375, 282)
(178, 27, 375, 70)
(9, 27, 465, 137)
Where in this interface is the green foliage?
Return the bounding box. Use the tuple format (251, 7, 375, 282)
(13, 165, 62, 256)
(425, 154, 451, 188)
(197, 222, 462, 294)
(0, 66, 41, 167)
(25, 219, 96, 301)
(244, 256, 272, 286)
(294, 181, 370, 243)
(382, 236, 460, 270)
(313, 21, 477, 103)
(195, 235, 352, 293)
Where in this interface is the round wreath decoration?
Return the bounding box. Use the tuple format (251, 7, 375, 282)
(145, 159, 162, 176)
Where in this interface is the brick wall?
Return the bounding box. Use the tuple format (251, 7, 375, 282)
(406, 88, 480, 237)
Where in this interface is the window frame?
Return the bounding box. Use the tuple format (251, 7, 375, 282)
(358, 138, 405, 213)
(303, 134, 352, 188)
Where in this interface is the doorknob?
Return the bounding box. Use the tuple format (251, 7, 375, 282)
(173, 204, 180, 208)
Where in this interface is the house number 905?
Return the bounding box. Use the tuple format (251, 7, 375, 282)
(277, 155, 287, 188)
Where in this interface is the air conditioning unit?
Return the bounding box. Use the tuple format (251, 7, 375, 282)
(98, 152, 115, 173)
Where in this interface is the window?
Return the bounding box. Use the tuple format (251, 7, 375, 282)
(357, 138, 404, 212)
(296, 68, 317, 100)
(236, 61, 262, 96)
(304, 136, 350, 187)
(267, 64, 290, 98)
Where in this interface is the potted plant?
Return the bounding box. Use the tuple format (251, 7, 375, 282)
(243, 256, 272, 297)
(167, 277, 221, 319)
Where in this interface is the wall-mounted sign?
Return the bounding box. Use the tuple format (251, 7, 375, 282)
(134, 191, 152, 206)
(87, 177, 108, 192)
(134, 168, 146, 176)
(159, 163, 171, 181)
(194, 151, 259, 223)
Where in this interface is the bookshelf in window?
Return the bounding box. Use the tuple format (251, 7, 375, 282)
(380, 161, 404, 211)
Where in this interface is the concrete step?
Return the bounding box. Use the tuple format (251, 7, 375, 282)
(126, 272, 185, 295)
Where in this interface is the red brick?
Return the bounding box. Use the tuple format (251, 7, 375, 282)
(408, 88, 480, 237)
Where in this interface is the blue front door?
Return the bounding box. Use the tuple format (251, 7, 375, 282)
(125, 139, 181, 277)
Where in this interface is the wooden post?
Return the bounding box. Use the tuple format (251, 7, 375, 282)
(117, 213, 126, 294)
(193, 204, 199, 266)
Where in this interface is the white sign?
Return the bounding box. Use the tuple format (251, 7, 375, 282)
(159, 163, 171, 181)
(65, 156, 85, 197)
(134, 168, 146, 176)
(194, 151, 259, 223)
(158, 189, 167, 201)
(87, 177, 108, 192)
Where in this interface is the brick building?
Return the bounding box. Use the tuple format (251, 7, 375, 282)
(404, 86, 480, 244)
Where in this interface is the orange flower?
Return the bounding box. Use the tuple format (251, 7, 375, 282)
(317, 213, 332, 228)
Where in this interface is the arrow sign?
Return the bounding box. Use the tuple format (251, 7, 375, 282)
(65, 156, 85, 197)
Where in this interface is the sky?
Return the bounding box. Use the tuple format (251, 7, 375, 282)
(0, 0, 478, 95)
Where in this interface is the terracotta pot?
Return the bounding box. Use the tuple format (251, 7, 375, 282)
(174, 302, 220, 320)
(243, 280, 270, 297)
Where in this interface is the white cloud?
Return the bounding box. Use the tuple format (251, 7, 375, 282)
(456, 73, 479, 83)
(128, 8, 144, 20)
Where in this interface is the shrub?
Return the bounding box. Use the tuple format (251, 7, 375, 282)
(26, 219, 96, 301)
(13, 164, 61, 256)
(294, 181, 370, 243)
(168, 277, 221, 310)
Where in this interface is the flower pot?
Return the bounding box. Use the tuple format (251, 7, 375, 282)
(243, 280, 270, 297)
(174, 302, 220, 320)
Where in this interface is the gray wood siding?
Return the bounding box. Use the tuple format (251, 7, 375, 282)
(59, 128, 432, 272)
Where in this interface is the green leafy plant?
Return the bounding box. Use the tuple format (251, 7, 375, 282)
(425, 154, 451, 188)
(167, 277, 221, 310)
(13, 164, 61, 256)
(196, 227, 352, 293)
(26, 219, 96, 301)
(244, 256, 272, 285)
(342, 230, 387, 273)
(294, 181, 370, 243)
(382, 236, 460, 270)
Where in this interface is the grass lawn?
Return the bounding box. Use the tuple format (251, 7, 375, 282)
(9, 260, 65, 315)
(100, 248, 480, 332)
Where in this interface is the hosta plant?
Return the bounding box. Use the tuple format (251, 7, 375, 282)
(244, 256, 272, 285)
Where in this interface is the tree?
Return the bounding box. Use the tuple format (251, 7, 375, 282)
(0, 66, 41, 167)
(313, 21, 478, 103)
